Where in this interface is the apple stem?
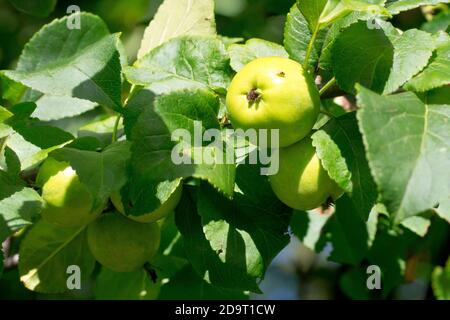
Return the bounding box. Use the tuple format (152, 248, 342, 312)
(319, 77, 337, 96)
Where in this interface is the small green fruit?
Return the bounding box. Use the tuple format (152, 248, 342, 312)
(270, 137, 344, 210)
(36, 157, 98, 227)
(87, 212, 161, 272)
(226, 56, 320, 147)
(111, 183, 183, 223)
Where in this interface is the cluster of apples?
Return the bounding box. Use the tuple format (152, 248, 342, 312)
(226, 57, 343, 210)
(36, 157, 182, 272)
(35, 56, 342, 274)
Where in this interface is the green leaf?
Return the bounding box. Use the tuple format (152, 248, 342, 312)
(128, 89, 235, 198)
(176, 164, 291, 292)
(331, 21, 394, 94)
(78, 115, 123, 148)
(320, 11, 377, 71)
(159, 265, 248, 300)
(340, 268, 373, 299)
(284, 4, 322, 67)
(125, 37, 232, 95)
(7, 0, 57, 17)
(316, 113, 378, 220)
(228, 39, 288, 72)
(387, 0, 450, 15)
(332, 20, 434, 94)
(311, 130, 353, 193)
(381, 22, 436, 94)
(342, 0, 388, 11)
(406, 35, 450, 92)
(64, 136, 103, 152)
(436, 197, 450, 223)
(12, 125, 74, 150)
(3, 13, 122, 112)
(79, 115, 123, 136)
(0, 107, 14, 138)
(19, 221, 95, 293)
(432, 257, 450, 300)
(137, 0, 216, 59)
(298, 0, 387, 31)
(357, 85, 450, 222)
(152, 254, 188, 280)
(157, 215, 186, 260)
(0, 74, 26, 104)
(122, 87, 156, 138)
(367, 205, 380, 246)
(297, 0, 328, 32)
(0, 172, 43, 242)
(6, 35, 126, 121)
(4, 147, 21, 176)
(366, 225, 409, 297)
(120, 178, 182, 219)
(94, 267, 160, 300)
(400, 215, 431, 237)
(1, 103, 74, 170)
(326, 195, 370, 265)
(426, 86, 450, 105)
(290, 210, 331, 252)
(51, 141, 131, 211)
(5, 132, 71, 170)
(176, 190, 260, 291)
(200, 166, 290, 290)
(6, 101, 36, 120)
(422, 11, 450, 33)
(32, 95, 97, 122)
(219, 36, 244, 48)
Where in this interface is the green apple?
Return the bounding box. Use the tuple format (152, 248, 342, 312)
(226, 56, 320, 147)
(87, 212, 161, 273)
(111, 182, 183, 223)
(36, 157, 98, 227)
(270, 137, 344, 210)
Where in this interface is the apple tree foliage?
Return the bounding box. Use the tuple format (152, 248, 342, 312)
(1, 0, 450, 299)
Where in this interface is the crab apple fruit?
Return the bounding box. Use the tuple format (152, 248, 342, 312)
(87, 212, 161, 272)
(269, 137, 344, 210)
(36, 157, 99, 227)
(226, 56, 320, 147)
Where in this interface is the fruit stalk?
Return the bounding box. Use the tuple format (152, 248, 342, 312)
(111, 114, 122, 143)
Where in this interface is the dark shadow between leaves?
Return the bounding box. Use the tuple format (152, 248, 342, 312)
(175, 188, 261, 292)
(182, 163, 291, 292)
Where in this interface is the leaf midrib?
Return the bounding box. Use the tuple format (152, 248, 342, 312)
(22, 226, 86, 283)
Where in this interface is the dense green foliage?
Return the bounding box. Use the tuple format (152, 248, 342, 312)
(0, 0, 449, 300)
